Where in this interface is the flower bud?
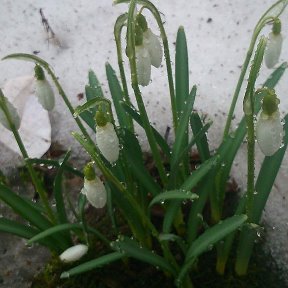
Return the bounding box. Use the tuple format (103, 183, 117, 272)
(34, 66, 55, 111)
(135, 44, 151, 86)
(256, 110, 283, 156)
(82, 163, 107, 208)
(59, 244, 88, 263)
(0, 91, 21, 130)
(265, 19, 283, 69)
(81, 176, 107, 209)
(96, 121, 120, 163)
(143, 28, 162, 68)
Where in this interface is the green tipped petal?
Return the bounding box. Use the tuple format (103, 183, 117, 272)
(35, 79, 55, 111)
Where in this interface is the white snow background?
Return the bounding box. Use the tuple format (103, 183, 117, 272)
(0, 0, 288, 280)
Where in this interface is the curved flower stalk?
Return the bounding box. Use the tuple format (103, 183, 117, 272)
(256, 90, 283, 156)
(95, 111, 120, 164)
(81, 162, 107, 209)
(0, 92, 20, 131)
(59, 244, 88, 263)
(265, 18, 283, 68)
(34, 65, 55, 111)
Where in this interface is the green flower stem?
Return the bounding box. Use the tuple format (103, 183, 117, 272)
(0, 91, 55, 223)
(234, 36, 267, 275)
(223, 0, 288, 138)
(126, 0, 168, 186)
(115, 0, 178, 132)
(245, 116, 255, 220)
(114, 13, 134, 132)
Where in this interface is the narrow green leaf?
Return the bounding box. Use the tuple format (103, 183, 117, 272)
(88, 70, 104, 97)
(182, 155, 219, 191)
(169, 120, 212, 185)
(163, 155, 219, 233)
(0, 217, 39, 239)
(0, 183, 52, 230)
(190, 112, 210, 162)
(61, 252, 125, 278)
(112, 236, 175, 275)
(149, 190, 198, 207)
(171, 85, 196, 169)
(175, 26, 189, 114)
(54, 151, 70, 224)
(106, 63, 131, 129)
(177, 215, 247, 285)
(122, 129, 161, 196)
(122, 102, 171, 158)
(74, 97, 111, 117)
(0, 218, 56, 249)
(28, 223, 82, 244)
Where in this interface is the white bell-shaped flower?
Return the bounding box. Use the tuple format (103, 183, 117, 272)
(59, 244, 88, 263)
(96, 122, 120, 163)
(265, 32, 283, 69)
(143, 28, 162, 68)
(135, 44, 151, 86)
(81, 177, 107, 209)
(256, 110, 283, 156)
(0, 91, 21, 131)
(35, 79, 55, 111)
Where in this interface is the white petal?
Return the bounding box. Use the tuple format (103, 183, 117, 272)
(143, 28, 162, 68)
(135, 45, 151, 86)
(265, 33, 283, 69)
(59, 244, 88, 263)
(0, 95, 21, 130)
(83, 178, 107, 209)
(35, 79, 55, 111)
(256, 110, 283, 156)
(96, 122, 119, 163)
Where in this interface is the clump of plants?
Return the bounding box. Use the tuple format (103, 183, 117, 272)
(1, 0, 288, 287)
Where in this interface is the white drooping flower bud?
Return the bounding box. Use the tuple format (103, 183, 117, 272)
(35, 79, 55, 111)
(135, 44, 151, 86)
(265, 18, 283, 69)
(82, 162, 107, 208)
(265, 32, 283, 69)
(81, 176, 107, 209)
(96, 121, 120, 163)
(34, 65, 55, 111)
(59, 244, 88, 263)
(143, 28, 162, 68)
(0, 91, 21, 131)
(256, 110, 283, 156)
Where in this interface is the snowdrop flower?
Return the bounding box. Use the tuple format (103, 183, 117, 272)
(59, 244, 88, 263)
(34, 65, 55, 111)
(95, 111, 120, 163)
(136, 13, 162, 68)
(81, 162, 107, 208)
(265, 18, 283, 69)
(143, 28, 163, 68)
(0, 89, 21, 130)
(256, 90, 283, 156)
